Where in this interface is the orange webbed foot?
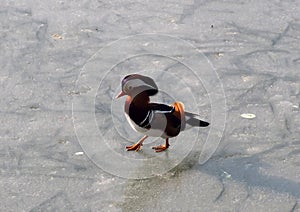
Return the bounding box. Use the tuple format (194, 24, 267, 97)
(126, 135, 148, 152)
(126, 143, 143, 151)
(152, 144, 169, 152)
(152, 138, 170, 152)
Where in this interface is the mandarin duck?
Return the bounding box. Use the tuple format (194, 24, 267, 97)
(116, 74, 209, 152)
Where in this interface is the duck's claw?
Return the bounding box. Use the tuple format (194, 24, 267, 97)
(152, 138, 170, 152)
(126, 143, 143, 151)
(152, 144, 169, 152)
(126, 135, 148, 152)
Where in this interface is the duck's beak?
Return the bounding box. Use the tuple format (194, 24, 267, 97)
(115, 91, 125, 99)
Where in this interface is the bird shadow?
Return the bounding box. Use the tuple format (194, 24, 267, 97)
(200, 143, 300, 200)
(118, 141, 300, 211)
(178, 141, 300, 200)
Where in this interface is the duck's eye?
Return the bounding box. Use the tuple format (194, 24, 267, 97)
(124, 84, 133, 92)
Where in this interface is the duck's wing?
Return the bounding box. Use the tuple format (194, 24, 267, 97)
(147, 103, 182, 137)
(135, 103, 174, 129)
(148, 103, 174, 114)
(149, 102, 182, 129)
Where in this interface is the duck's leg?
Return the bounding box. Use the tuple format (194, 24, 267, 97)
(126, 135, 148, 151)
(152, 138, 170, 152)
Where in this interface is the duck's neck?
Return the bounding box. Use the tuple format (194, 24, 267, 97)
(134, 92, 150, 105)
(125, 92, 150, 111)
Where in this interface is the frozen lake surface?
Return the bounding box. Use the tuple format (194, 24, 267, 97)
(1, 0, 300, 211)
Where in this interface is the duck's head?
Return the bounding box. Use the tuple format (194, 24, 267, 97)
(115, 74, 158, 98)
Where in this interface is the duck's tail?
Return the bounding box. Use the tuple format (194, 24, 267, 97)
(184, 111, 210, 130)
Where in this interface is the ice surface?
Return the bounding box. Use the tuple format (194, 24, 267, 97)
(1, 0, 300, 211)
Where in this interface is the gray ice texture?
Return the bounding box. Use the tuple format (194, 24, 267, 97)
(1, 0, 300, 211)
